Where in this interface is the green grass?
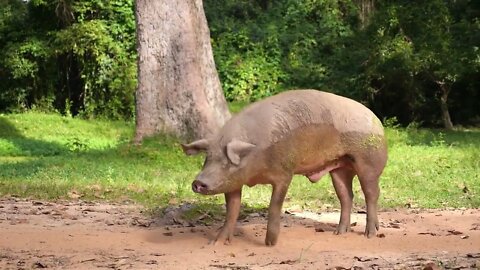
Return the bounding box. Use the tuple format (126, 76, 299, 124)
(229, 101, 250, 114)
(0, 112, 479, 212)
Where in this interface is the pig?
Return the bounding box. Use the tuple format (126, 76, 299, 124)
(182, 89, 388, 246)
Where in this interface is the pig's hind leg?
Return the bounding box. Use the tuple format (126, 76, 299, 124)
(357, 168, 381, 238)
(354, 139, 387, 238)
(212, 189, 242, 245)
(330, 167, 356, 234)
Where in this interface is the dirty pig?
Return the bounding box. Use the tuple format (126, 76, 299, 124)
(182, 89, 388, 246)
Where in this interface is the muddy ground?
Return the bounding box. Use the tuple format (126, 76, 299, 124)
(0, 197, 479, 270)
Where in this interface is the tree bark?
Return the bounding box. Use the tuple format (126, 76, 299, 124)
(438, 82, 454, 130)
(355, 0, 375, 28)
(134, 0, 231, 143)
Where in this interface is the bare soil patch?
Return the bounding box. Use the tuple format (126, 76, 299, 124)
(0, 198, 479, 269)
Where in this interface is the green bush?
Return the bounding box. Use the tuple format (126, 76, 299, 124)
(0, 0, 136, 119)
(214, 30, 286, 101)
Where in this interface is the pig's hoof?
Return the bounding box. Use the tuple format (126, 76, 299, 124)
(364, 228, 378, 238)
(212, 227, 234, 245)
(265, 239, 277, 246)
(333, 225, 350, 235)
(210, 236, 232, 246)
(364, 220, 379, 238)
(364, 227, 378, 238)
(265, 235, 278, 246)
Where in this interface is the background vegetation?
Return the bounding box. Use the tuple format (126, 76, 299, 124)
(1, 0, 479, 127)
(0, 0, 136, 119)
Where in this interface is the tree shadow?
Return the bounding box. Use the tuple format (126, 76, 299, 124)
(0, 117, 73, 180)
(0, 117, 70, 157)
(0, 116, 136, 185)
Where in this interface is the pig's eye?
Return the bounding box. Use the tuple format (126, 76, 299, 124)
(202, 156, 211, 168)
(222, 159, 229, 168)
(202, 160, 207, 169)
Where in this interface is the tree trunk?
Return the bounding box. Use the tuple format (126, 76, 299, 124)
(134, 0, 231, 143)
(355, 0, 375, 28)
(438, 82, 454, 130)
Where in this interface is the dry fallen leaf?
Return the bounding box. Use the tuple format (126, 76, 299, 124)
(447, 229, 463, 235)
(105, 220, 115, 226)
(405, 202, 419, 209)
(458, 183, 470, 193)
(387, 220, 402, 229)
(131, 217, 152, 227)
(354, 256, 374, 262)
(33, 261, 47, 269)
(466, 253, 480, 258)
(418, 232, 437, 236)
(94, 191, 105, 199)
(470, 223, 480, 230)
(285, 205, 302, 213)
(88, 184, 102, 191)
(423, 262, 441, 270)
(67, 190, 83, 199)
(127, 184, 145, 193)
(10, 218, 29, 225)
(279, 259, 297, 265)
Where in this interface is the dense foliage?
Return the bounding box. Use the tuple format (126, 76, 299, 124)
(1, 0, 479, 127)
(0, 0, 136, 119)
(205, 0, 480, 127)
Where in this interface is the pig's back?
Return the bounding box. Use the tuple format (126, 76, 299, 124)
(221, 90, 384, 147)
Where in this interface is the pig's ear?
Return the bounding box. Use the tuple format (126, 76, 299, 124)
(226, 139, 256, 166)
(181, 139, 209, 156)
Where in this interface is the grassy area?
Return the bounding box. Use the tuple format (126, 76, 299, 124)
(0, 112, 479, 212)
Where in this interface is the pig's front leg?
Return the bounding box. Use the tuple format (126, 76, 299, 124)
(212, 189, 242, 245)
(265, 178, 291, 246)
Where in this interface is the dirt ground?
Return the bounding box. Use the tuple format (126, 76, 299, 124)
(0, 197, 479, 270)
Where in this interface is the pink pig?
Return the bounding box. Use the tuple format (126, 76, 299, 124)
(182, 90, 388, 246)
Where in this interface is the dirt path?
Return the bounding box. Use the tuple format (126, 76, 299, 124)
(0, 198, 479, 270)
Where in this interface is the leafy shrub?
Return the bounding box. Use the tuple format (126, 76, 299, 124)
(0, 0, 136, 119)
(214, 30, 286, 101)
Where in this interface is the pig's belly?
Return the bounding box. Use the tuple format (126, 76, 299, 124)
(294, 156, 353, 183)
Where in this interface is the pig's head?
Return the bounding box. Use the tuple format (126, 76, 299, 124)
(181, 138, 256, 195)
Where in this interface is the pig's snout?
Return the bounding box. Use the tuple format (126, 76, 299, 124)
(192, 180, 209, 194)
